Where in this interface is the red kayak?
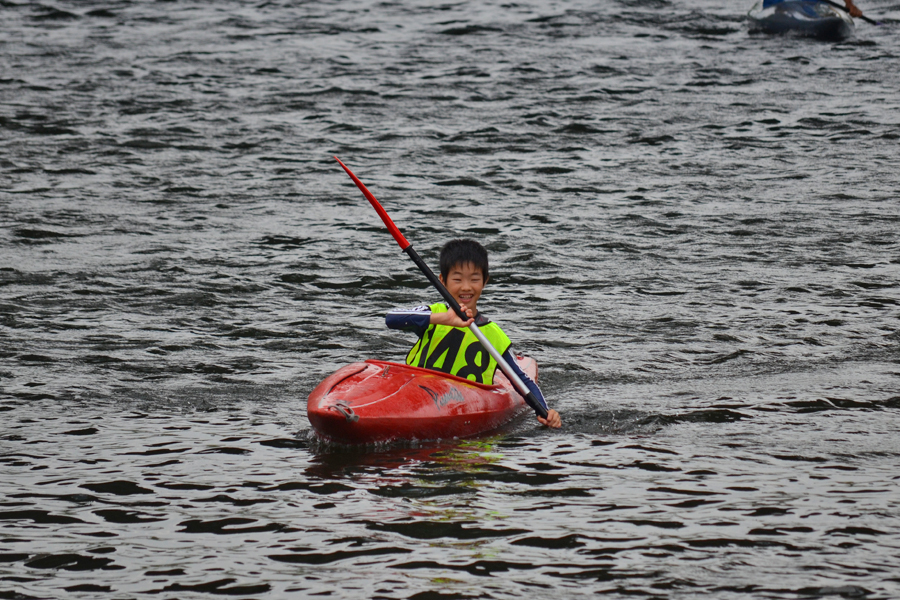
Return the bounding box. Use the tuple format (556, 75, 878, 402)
(307, 357, 537, 444)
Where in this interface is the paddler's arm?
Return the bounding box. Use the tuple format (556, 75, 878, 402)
(385, 305, 433, 337)
(503, 349, 561, 428)
(386, 304, 475, 333)
(844, 0, 863, 17)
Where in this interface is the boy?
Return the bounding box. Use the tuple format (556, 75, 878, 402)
(386, 239, 561, 428)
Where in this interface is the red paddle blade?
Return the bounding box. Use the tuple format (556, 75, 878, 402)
(335, 156, 411, 250)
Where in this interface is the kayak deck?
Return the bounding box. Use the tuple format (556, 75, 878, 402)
(307, 357, 536, 445)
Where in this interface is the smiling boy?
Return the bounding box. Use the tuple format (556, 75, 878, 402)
(386, 239, 561, 428)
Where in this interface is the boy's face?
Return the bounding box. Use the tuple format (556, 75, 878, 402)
(439, 262, 486, 313)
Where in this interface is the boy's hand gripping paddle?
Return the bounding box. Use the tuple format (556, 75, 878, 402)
(819, 0, 881, 25)
(335, 156, 549, 419)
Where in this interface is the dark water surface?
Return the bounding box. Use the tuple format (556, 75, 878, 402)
(2, 0, 900, 598)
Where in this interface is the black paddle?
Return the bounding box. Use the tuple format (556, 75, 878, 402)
(334, 156, 550, 420)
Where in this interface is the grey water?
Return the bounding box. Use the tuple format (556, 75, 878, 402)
(2, 0, 899, 598)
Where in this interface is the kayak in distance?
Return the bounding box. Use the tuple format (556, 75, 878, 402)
(307, 356, 537, 445)
(748, 0, 855, 40)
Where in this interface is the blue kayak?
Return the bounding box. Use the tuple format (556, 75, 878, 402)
(748, 0, 855, 40)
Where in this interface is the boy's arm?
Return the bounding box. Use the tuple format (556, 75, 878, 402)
(502, 349, 560, 427)
(387, 304, 475, 333)
(843, 0, 863, 17)
(385, 305, 432, 337)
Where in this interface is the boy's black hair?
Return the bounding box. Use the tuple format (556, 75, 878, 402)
(439, 239, 489, 281)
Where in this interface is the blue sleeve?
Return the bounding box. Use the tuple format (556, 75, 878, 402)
(502, 349, 548, 414)
(385, 305, 431, 337)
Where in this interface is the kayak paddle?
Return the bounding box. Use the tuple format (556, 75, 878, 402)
(334, 156, 550, 420)
(820, 0, 881, 25)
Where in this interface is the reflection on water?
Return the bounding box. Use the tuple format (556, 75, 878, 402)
(2, 382, 899, 598)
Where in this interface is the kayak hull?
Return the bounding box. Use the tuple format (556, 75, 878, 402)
(307, 358, 536, 445)
(748, 1, 854, 40)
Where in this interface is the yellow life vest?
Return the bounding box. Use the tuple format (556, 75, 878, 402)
(406, 303, 511, 385)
